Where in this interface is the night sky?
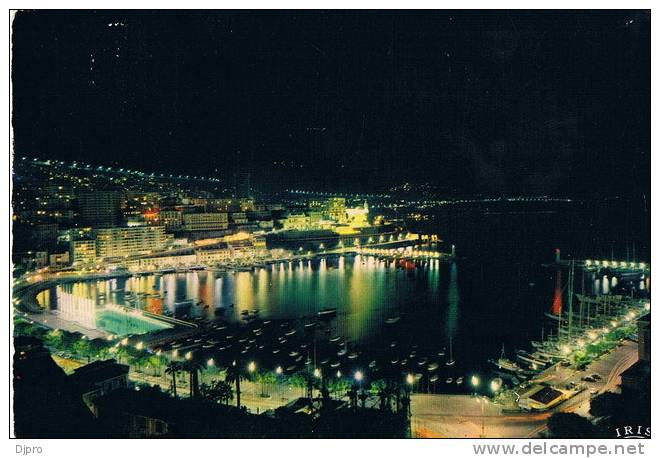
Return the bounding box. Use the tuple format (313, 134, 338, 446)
(11, 10, 650, 196)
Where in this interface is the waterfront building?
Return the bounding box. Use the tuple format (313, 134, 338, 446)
(182, 212, 229, 232)
(77, 190, 123, 228)
(196, 246, 232, 264)
(518, 386, 569, 411)
(228, 238, 265, 259)
(95, 226, 167, 259)
(125, 254, 197, 271)
(70, 239, 97, 264)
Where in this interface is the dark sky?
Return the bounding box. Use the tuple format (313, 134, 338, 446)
(12, 10, 650, 195)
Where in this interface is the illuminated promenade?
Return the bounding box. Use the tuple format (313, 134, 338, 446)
(409, 340, 638, 438)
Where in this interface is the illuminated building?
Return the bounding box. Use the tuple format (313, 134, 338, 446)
(196, 246, 232, 264)
(229, 212, 248, 225)
(70, 239, 97, 264)
(345, 201, 370, 227)
(182, 212, 229, 232)
(308, 211, 323, 225)
(323, 197, 347, 223)
(282, 213, 311, 230)
(95, 226, 167, 258)
(49, 251, 70, 267)
(307, 199, 325, 211)
(160, 210, 183, 230)
(125, 254, 197, 270)
(238, 198, 256, 212)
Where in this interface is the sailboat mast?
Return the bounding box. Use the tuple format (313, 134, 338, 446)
(567, 260, 575, 340)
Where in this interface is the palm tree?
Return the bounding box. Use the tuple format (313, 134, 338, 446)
(113, 346, 129, 365)
(43, 329, 64, 349)
(358, 389, 368, 409)
(328, 377, 349, 400)
(348, 385, 358, 410)
(296, 370, 317, 399)
(256, 370, 277, 397)
(73, 339, 92, 362)
(182, 359, 205, 398)
(224, 360, 248, 409)
(89, 338, 111, 361)
(200, 380, 234, 405)
(146, 354, 164, 376)
(370, 379, 391, 411)
(165, 361, 182, 398)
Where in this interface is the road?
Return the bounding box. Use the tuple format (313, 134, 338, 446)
(410, 340, 639, 438)
(49, 338, 638, 437)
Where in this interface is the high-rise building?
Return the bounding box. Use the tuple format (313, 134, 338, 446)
(30, 223, 59, 249)
(95, 226, 166, 259)
(160, 210, 183, 231)
(233, 172, 252, 199)
(77, 190, 122, 228)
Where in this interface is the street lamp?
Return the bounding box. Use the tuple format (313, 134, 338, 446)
(478, 396, 487, 437)
(471, 375, 480, 388)
(406, 373, 414, 394)
(490, 378, 502, 393)
(207, 358, 215, 367)
(354, 370, 363, 382)
(406, 373, 414, 385)
(276, 366, 283, 375)
(336, 370, 342, 378)
(314, 368, 321, 378)
(248, 361, 256, 373)
(185, 351, 193, 361)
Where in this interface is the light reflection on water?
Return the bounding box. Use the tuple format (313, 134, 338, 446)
(37, 255, 454, 348)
